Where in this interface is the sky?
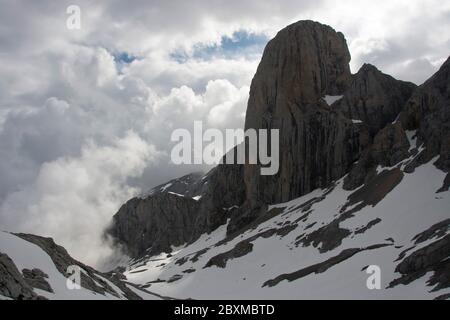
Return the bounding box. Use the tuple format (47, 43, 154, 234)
(0, 0, 449, 269)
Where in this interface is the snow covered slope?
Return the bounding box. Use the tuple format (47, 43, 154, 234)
(0, 232, 165, 300)
(123, 159, 450, 299)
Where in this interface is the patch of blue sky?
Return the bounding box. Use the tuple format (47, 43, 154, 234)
(112, 51, 139, 73)
(170, 30, 269, 62)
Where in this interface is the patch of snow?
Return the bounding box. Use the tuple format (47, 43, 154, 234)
(391, 114, 400, 124)
(223, 205, 240, 211)
(160, 182, 173, 192)
(168, 191, 184, 197)
(405, 130, 417, 152)
(323, 95, 343, 106)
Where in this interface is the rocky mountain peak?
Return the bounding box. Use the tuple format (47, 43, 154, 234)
(243, 21, 361, 207)
(358, 63, 380, 73)
(334, 62, 417, 135)
(421, 55, 450, 97)
(245, 20, 351, 120)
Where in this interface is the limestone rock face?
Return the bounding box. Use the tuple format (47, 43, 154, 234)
(399, 56, 450, 172)
(246, 20, 351, 107)
(371, 122, 411, 166)
(203, 161, 246, 211)
(244, 20, 363, 205)
(108, 160, 246, 258)
(344, 122, 411, 190)
(143, 172, 207, 198)
(334, 64, 416, 135)
(343, 58, 450, 191)
(109, 193, 202, 257)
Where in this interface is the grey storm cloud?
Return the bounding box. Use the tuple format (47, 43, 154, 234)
(0, 0, 448, 268)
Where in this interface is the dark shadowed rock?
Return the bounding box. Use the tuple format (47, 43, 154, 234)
(0, 252, 43, 300)
(296, 220, 350, 253)
(370, 122, 411, 166)
(345, 168, 404, 207)
(354, 218, 382, 235)
(204, 241, 254, 269)
(144, 172, 207, 198)
(344, 123, 409, 189)
(334, 63, 416, 135)
(412, 219, 450, 244)
(399, 55, 450, 172)
(390, 234, 450, 291)
(22, 268, 53, 293)
(108, 193, 203, 257)
(108, 149, 246, 259)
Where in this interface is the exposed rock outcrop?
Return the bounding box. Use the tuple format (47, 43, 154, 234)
(399, 56, 450, 173)
(204, 241, 254, 269)
(344, 123, 410, 189)
(143, 172, 207, 198)
(343, 56, 450, 191)
(108, 193, 203, 257)
(263, 243, 391, 288)
(22, 268, 53, 293)
(390, 234, 450, 292)
(108, 152, 246, 259)
(334, 63, 416, 135)
(0, 252, 44, 300)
